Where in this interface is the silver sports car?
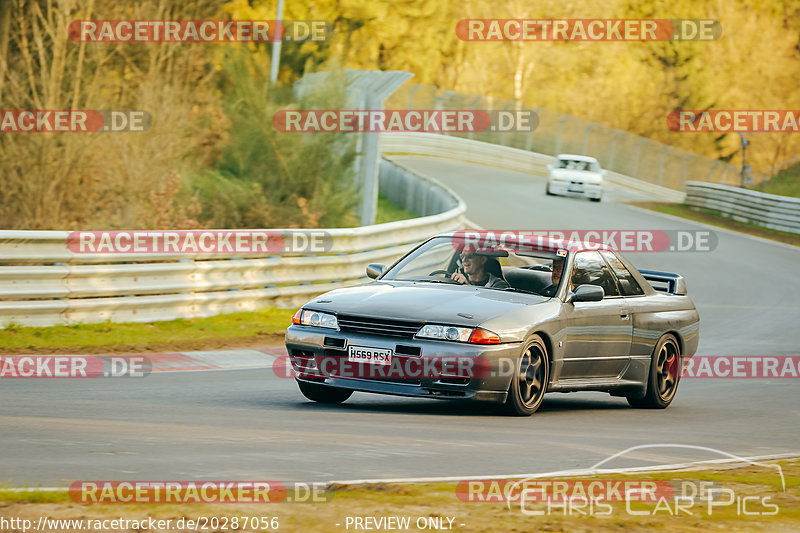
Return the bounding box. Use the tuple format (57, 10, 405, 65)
(284, 232, 699, 416)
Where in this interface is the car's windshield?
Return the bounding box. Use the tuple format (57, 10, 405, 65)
(557, 159, 599, 172)
(380, 236, 564, 295)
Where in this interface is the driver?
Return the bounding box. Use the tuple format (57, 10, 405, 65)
(540, 256, 567, 297)
(452, 252, 509, 289)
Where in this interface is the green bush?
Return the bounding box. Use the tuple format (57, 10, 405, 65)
(185, 54, 358, 228)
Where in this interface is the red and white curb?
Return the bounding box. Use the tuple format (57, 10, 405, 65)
(146, 348, 287, 372)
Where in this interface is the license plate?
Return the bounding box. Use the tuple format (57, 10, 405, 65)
(568, 184, 584, 193)
(348, 345, 393, 366)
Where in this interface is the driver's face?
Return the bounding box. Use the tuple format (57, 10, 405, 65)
(461, 253, 486, 275)
(551, 259, 564, 284)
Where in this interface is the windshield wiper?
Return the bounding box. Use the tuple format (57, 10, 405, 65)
(419, 278, 447, 284)
(500, 287, 539, 295)
(404, 276, 458, 284)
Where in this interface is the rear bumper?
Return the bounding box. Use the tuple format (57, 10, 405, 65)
(285, 325, 521, 403)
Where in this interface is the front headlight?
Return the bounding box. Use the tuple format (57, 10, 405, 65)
(416, 324, 473, 342)
(292, 309, 338, 329)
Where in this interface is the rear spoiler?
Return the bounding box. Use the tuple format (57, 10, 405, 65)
(639, 270, 687, 295)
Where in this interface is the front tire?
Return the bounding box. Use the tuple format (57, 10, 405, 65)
(501, 335, 549, 416)
(297, 380, 353, 404)
(627, 334, 681, 409)
(545, 183, 555, 196)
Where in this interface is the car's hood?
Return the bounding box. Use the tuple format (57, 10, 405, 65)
(305, 281, 547, 326)
(549, 168, 602, 183)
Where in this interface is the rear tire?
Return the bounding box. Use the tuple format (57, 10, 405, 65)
(627, 334, 681, 409)
(501, 335, 549, 416)
(297, 380, 353, 404)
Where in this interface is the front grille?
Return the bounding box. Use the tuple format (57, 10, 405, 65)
(337, 314, 422, 339)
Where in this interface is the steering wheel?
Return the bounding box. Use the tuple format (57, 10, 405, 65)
(428, 269, 452, 278)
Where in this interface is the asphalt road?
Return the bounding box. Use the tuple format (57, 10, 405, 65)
(2, 158, 799, 485)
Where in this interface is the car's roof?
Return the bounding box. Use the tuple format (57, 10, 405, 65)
(555, 154, 599, 163)
(439, 231, 615, 254)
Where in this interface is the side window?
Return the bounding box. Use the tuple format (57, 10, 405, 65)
(571, 251, 620, 297)
(600, 251, 645, 296)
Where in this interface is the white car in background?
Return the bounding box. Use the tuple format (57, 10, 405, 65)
(546, 154, 605, 202)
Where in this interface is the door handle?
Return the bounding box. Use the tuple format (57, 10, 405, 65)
(620, 309, 631, 321)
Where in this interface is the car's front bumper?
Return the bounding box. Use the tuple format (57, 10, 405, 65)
(285, 325, 522, 403)
(547, 179, 602, 199)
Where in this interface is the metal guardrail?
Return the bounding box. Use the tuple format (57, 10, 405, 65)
(685, 181, 800, 234)
(0, 158, 466, 327)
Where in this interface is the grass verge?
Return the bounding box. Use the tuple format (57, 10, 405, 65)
(0, 308, 295, 355)
(339, 192, 417, 227)
(631, 202, 800, 247)
(375, 193, 417, 224)
(753, 162, 800, 198)
(1, 459, 797, 532)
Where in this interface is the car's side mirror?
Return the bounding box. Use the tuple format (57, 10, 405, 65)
(569, 284, 604, 302)
(366, 263, 385, 279)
